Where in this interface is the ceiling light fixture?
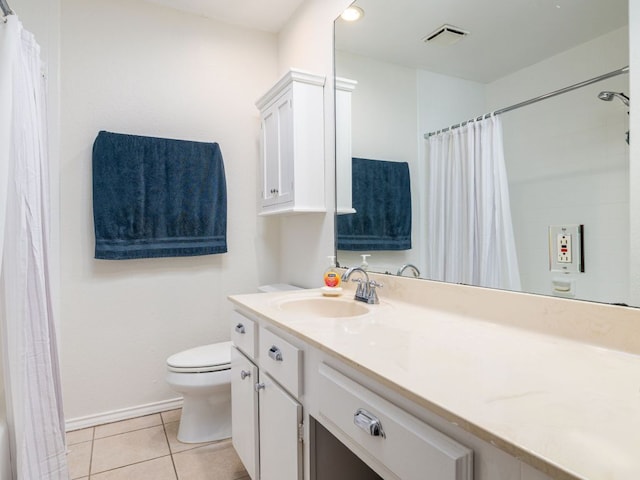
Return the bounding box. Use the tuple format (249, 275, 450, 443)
(341, 6, 364, 22)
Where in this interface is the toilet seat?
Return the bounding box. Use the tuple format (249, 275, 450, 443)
(167, 341, 232, 373)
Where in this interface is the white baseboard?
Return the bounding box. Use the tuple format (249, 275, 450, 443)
(66, 397, 183, 432)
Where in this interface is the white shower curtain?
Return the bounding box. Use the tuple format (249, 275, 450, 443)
(427, 115, 521, 291)
(0, 16, 68, 480)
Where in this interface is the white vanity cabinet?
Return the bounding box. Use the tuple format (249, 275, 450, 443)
(230, 312, 303, 480)
(255, 69, 325, 216)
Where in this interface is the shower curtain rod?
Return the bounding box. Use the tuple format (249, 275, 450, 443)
(424, 65, 629, 138)
(0, 0, 14, 18)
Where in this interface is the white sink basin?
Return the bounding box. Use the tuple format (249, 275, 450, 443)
(276, 296, 370, 318)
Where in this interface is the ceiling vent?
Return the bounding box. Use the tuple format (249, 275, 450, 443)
(423, 24, 469, 45)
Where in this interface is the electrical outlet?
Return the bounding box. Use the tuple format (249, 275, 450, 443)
(549, 225, 584, 273)
(557, 234, 571, 263)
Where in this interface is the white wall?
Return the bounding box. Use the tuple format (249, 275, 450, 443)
(486, 27, 630, 304)
(60, 0, 279, 421)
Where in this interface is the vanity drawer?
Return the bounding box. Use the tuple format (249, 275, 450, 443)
(259, 327, 302, 399)
(318, 363, 472, 480)
(231, 311, 257, 359)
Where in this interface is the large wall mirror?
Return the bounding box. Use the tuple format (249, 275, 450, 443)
(334, 0, 633, 306)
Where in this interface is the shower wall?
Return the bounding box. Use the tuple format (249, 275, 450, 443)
(486, 27, 630, 304)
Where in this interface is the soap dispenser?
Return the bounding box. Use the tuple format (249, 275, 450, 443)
(360, 254, 371, 271)
(322, 256, 343, 296)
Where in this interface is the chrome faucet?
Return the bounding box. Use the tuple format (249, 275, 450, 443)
(341, 267, 382, 304)
(397, 263, 420, 278)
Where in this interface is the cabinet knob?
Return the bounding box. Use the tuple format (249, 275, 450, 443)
(255, 382, 265, 392)
(235, 323, 246, 334)
(354, 408, 385, 438)
(240, 370, 251, 380)
(268, 345, 283, 362)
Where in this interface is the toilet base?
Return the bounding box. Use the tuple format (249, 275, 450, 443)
(177, 384, 231, 443)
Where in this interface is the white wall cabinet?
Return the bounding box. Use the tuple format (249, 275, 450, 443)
(231, 316, 303, 480)
(255, 69, 325, 215)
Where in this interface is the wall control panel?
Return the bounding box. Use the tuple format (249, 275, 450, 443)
(549, 225, 584, 273)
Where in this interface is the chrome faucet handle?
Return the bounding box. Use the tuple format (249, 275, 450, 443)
(341, 267, 371, 303)
(351, 278, 368, 301)
(366, 280, 382, 304)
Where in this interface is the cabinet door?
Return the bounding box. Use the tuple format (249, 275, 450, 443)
(274, 91, 293, 206)
(260, 91, 293, 209)
(261, 104, 280, 208)
(231, 346, 259, 480)
(258, 371, 302, 480)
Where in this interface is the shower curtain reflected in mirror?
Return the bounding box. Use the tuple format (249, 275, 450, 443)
(427, 115, 521, 291)
(0, 15, 68, 479)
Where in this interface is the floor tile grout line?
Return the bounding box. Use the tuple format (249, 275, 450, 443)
(88, 453, 174, 478)
(161, 412, 180, 479)
(93, 422, 165, 441)
(92, 413, 165, 440)
(87, 427, 95, 480)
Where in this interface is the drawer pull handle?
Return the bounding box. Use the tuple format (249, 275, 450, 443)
(354, 408, 385, 438)
(255, 382, 265, 392)
(235, 323, 246, 334)
(240, 370, 251, 380)
(268, 345, 283, 362)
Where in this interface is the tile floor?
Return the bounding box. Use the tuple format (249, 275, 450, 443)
(66, 409, 249, 480)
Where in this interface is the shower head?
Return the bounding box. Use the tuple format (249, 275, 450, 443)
(598, 91, 630, 107)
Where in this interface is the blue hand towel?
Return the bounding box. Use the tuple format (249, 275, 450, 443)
(92, 131, 227, 260)
(337, 157, 411, 251)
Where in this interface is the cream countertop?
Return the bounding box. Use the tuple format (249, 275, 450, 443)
(229, 279, 640, 480)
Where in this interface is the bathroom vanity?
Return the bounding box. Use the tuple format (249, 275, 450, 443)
(229, 274, 640, 480)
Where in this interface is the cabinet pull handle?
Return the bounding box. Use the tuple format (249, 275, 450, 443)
(235, 323, 246, 334)
(268, 345, 283, 361)
(255, 382, 265, 392)
(353, 408, 385, 438)
(240, 370, 251, 380)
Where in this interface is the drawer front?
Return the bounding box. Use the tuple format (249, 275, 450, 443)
(258, 327, 302, 399)
(318, 363, 473, 480)
(231, 311, 256, 359)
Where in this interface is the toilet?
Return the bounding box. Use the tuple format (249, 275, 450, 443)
(165, 341, 232, 443)
(165, 285, 300, 444)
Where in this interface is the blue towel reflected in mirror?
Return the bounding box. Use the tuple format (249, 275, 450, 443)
(337, 157, 411, 251)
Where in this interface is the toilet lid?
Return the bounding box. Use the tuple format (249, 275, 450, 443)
(167, 341, 232, 373)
